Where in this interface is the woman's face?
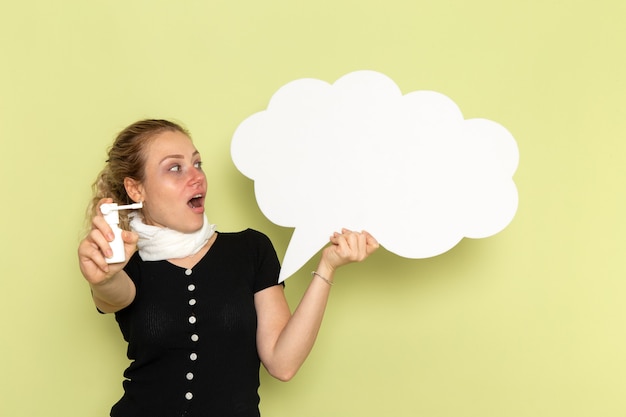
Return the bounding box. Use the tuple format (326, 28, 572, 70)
(133, 130, 206, 233)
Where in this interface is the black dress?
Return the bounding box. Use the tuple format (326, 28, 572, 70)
(110, 229, 281, 417)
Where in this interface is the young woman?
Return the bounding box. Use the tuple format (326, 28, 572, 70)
(77, 119, 379, 417)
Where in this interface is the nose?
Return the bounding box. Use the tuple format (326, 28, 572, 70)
(189, 166, 205, 186)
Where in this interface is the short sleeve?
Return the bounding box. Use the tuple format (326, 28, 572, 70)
(246, 229, 282, 293)
(123, 250, 143, 289)
(95, 251, 142, 314)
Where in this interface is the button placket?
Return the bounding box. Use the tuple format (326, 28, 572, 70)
(185, 268, 198, 402)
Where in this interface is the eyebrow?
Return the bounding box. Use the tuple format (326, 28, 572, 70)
(159, 150, 200, 165)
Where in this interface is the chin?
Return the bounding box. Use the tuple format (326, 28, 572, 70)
(184, 217, 205, 234)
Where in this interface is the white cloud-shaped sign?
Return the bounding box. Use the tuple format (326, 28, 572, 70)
(231, 70, 519, 282)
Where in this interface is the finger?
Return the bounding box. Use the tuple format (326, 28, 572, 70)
(122, 230, 139, 259)
(362, 230, 380, 253)
(122, 230, 139, 245)
(85, 227, 113, 259)
(92, 215, 114, 241)
(78, 240, 109, 276)
(344, 232, 366, 261)
(341, 231, 364, 260)
(333, 231, 350, 255)
(329, 230, 343, 245)
(357, 232, 367, 259)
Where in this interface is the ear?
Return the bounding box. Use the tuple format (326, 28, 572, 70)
(124, 177, 144, 203)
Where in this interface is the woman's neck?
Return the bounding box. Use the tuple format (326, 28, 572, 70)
(167, 232, 218, 269)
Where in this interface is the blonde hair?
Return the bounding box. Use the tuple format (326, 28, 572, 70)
(87, 119, 189, 230)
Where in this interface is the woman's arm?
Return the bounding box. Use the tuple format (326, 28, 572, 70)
(87, 269, 136, 313)
(255, 229, 378, 381)
(78, 198, 138, 313)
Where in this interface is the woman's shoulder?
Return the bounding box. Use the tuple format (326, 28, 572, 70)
(216, 228, 273, 245)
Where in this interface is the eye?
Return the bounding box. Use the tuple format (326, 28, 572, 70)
(168, 164, 182, 172)
(194, 160, 203, 170)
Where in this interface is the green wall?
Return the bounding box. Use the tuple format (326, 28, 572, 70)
(1, 1, 625, 416)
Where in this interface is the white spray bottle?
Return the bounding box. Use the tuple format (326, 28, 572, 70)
(100, 202, 143, 263)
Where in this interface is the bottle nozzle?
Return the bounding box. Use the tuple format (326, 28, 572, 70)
(100, 202, 143, 215)
(116, 202, 143, 211)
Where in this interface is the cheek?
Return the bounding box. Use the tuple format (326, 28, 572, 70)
(143, 175, 179, 200)
(140, 182, 178, 220)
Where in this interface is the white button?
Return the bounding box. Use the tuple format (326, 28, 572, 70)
(189, 316, 197, 324)
(185, 269, 192, 276)
(190, 352, 198, 361)
(188, 284, 195, 291)
(189, 298, 196, 306)
(186, 372, 194, 380)
(191, 334, 199, 342)
(185, 392, 193, 400)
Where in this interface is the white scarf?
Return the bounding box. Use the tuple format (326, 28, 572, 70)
(129, 212, 216, 261)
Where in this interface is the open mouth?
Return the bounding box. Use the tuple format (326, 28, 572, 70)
(188, 194, 204, 209)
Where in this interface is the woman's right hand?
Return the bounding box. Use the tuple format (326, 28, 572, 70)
(78, 198, 138, 286)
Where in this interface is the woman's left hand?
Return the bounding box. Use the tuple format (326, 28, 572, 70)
(320, 228, 379, 272)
